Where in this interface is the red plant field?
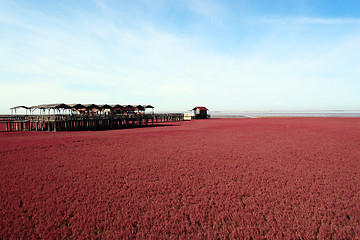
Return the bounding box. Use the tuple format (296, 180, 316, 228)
(1, 118, 360, 239)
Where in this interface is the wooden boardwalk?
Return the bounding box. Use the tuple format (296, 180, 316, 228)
(0, 113, 184, 132)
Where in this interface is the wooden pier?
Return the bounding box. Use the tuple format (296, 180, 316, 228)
(0, 113, 184, 132)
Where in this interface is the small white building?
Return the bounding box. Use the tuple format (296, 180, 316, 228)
(184, 112, 195, 120)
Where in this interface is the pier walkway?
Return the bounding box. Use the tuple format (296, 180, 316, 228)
(0, 113, 184, 132)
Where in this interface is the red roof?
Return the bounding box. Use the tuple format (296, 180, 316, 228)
(193, 106, 208, 111)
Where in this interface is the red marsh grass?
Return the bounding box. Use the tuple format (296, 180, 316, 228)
(1, 118, 360, 238)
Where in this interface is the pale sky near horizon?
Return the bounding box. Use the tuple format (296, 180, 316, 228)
(1, 0, 359, 113)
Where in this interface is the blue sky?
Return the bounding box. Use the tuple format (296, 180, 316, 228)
(1, 0, 359, 113)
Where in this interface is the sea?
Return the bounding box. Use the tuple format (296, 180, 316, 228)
(208, 110, 360, 118)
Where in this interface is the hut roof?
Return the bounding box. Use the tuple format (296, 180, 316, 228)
(10, 105, 30, 110)
(83, 104, 100, 109)
(111, 104, 125, 109)
(68, 104, 86, 109)
(143, 105, 154, 108)
(98, 104, 112, 109)
(193, 106, 208, 111)
(121, 105, 134, 108)
(31, 103, 71, 109)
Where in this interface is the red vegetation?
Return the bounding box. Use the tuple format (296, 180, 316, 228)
(1, 118, 360, 238)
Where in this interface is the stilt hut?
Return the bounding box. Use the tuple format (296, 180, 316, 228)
(193, 106, 209, 119)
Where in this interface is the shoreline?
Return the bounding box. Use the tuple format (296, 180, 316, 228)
(210, 111, 360, 118)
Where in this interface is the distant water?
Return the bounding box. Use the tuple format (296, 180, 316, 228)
(209, 111, 360, 118)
